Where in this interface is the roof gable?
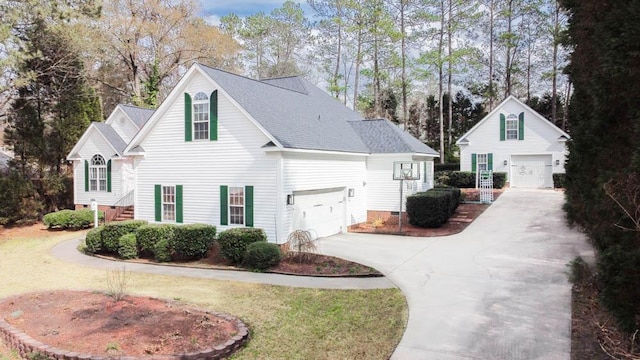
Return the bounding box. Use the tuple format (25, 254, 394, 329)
(199, 65, 370, 153)
(118, 104, 154, 128)
(456, 95, 570, 145)
(67, 123, 127, 160)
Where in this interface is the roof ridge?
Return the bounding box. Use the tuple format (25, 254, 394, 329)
(198, 63, 309, 95)
(119, 104, 155, 111)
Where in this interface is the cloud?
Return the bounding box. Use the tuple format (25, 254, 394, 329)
(200, 0, 308, 18)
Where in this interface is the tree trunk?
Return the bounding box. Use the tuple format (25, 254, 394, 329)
(563, 80, 571, 131)
(447, 0, 453, 154)
(353, 26, 362, 111)
(504, 0, 513, 98)
(551, 0, 560, 124)
(438, 0, 445, 164)
(401, 0, 407, 130)
(488, 0, 494, 111)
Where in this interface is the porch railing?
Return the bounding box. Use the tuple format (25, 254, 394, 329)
(114, 189, 135, 208)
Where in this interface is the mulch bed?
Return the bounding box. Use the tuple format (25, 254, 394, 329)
(349, 189, 503, 237)
(0, 291, 246, 357)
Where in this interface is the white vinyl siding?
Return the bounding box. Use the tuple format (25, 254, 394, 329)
(106, 109, 140, 144)
(366, 154, 428, 212)
(281, 152, 367, 239)
(72, 130, 125, 206)
(134, 72, 278, 240)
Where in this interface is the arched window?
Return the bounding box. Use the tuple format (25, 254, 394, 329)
(90, 154, 107, 191)
(193, 92, 209, 140)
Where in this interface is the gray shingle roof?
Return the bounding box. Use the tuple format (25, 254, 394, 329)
(119, 104, 154, 129)
(94, 122, 127, 154)
(349, 119, 439, 155)
(200, 66, 370, 153)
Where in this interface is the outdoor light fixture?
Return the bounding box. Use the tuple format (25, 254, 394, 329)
(556, 159, 560, 166)
(348, 188, 355, 197)
(503, 160, 508, 166)
(286, 194, 295, 205)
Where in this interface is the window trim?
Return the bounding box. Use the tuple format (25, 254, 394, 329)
(506, 114, 518, 140)
(89, 154, 107, 192)
(477, 153, 489, 172)
(228, 186, 245, 226)
(193, 92, 209, 140)
(162, 185, 176, 222)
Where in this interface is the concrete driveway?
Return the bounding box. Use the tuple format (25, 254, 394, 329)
(316, 189, 593, 360)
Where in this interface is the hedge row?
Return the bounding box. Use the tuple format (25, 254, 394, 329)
(435, 171, 507, 189)
(553, 173, 566, 188)
(85, 223, 280, 270)
(434, 163, 460, 172)
(406, 187, 461, 228)
(43, 209, 104, 229)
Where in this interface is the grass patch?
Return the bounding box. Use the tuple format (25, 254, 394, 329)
(0, 226, 406, 359)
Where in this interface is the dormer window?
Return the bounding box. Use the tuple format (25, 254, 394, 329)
(193, 92, 209, 140)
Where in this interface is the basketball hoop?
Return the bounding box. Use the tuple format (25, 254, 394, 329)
(393, 161, 420, 232)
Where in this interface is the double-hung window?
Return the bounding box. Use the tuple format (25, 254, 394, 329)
(506, 114, 518, 140)
(193, 92, 209, 140)
(477, 153, 489, 171)
(229, 187, 244, 225)
(162, 186, 176, 221)
(89, 154, 107, 191)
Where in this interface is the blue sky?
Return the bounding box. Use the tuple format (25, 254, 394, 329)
(201, 0, 309, 21)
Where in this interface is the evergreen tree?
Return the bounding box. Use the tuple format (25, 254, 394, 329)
(562, 0, 640, 332)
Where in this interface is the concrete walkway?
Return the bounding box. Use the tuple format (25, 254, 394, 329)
(52, 189, 593, 359)
(51, 237, 395, 290)
(316, 189, 594, 360)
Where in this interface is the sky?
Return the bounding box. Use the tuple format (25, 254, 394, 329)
(201, 0, 310, 25)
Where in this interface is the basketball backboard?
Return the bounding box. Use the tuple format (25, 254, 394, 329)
(393, 161, 420, 180)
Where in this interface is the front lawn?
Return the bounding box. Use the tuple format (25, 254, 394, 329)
(0, 225, 407, 359)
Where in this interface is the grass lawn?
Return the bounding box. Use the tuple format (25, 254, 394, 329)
(0, 228, 407, 359)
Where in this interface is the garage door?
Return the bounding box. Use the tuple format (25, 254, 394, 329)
(292, 188, 345, 238)
(510, 155, 553, 188)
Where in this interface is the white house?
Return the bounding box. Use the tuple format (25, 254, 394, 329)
(456, 96, 570, 188)
(68, 64, 438, 242)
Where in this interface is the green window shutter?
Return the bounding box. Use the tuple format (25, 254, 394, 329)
(84, 160, 89, 192)
(488, 153, 493, 171)
(176, 185, 183, 223)
(499, 114, 506, 141)
(106, 159, 112, 193)
(245, 186, 254, 227)
(471, 153, 477, 172)
(184, 93, 192, 142)
(154, 185, 162, 222)
(210, 90, 218, 141)
(518, 112, 525, 140)
(220, 185, 228, 226)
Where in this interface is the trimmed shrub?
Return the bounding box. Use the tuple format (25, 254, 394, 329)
(434, 163, 460, 172)
(118, 233, 138, 260)
(85, 227, 104, 253)
(153, 238, 172, 262)
(100, 220, 148, 253)
(70, 209, 104, 229)
(430, 186, 461, 214)
(406, 190, 453, 228)
(553, 173, 566, 188)
(43, 209, 104, 229)
(242, 242, 282, 270)
(43, 210, 74, 229)
(171, 224, 217, 260)
(435, 171, 507, 189)
(445, 171, 476, 188)
(136, 224, 177, 256)
(493, 172, 507, 189)
(218, 227, 268, 264)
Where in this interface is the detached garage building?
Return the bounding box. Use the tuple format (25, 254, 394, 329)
(456, 96, 570, 188)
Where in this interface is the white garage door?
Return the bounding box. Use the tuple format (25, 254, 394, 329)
(510, 155, 553, 188)
(292, 188, 345, 238)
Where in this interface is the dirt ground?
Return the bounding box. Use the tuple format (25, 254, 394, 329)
(0, 291, 240, 357)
